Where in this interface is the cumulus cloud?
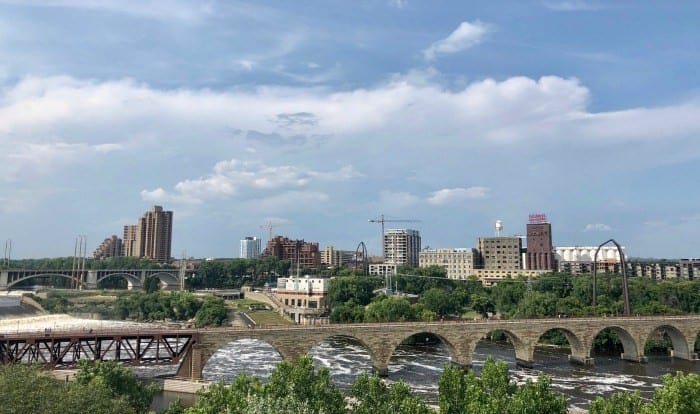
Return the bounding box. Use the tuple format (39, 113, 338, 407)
(583, 223, 612, 232)
(427, 187, 490, 205)
(141, 159, 360, 204)
(423, 21, 490, 60)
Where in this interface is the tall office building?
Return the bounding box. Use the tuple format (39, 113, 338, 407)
(240, 236, 262, 258)
(122, 205, 173, 263)
(383, 229, 421, 266)
(526, 214, 554, 271)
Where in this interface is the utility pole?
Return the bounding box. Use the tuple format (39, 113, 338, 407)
(3, 239, 11, 267)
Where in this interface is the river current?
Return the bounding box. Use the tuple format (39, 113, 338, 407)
(151, 336, 700, 411)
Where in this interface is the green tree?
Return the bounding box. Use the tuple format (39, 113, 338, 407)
(349, 372, 433, 414)
(644, 371, 700, 414)
(420, 288, 458, 316)
(194, 296, 228, 326)
(75, 359, 158, 414)
(589, 391, 644, 414)
(143, 275, 161, 293)
(364, 296, 416, 322)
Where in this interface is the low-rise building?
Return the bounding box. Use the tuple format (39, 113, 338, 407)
(368, 263, 398, 276)
(272, 276, 330, 325)
(321, 246, 355, 267)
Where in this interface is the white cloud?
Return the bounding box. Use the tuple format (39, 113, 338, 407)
(543, 1, 602, 12)
(427, 187, 489, 205)
(142, 159, 360, 205)
(583, 223, 612, 232)
(389, 0, 408, 9)
(0, 0, 214, 22)
(423, 21, 490, 61)
(378, 191, 421, 209)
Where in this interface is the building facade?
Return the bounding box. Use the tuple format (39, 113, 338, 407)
(526, 222, 554, 271)
(554, 246, 625, 275)
(263, 236, 321, 268)
(240, 236, 262, 259)
(321, 246, 354, 267)
(272, 276, 330, 324)
(93, 235, 123, 260)
(368, 263, 398, 276)
(383, 229, 421, 266)
(476, 236, 523, 271)
(122, 205, 173, 263)
(419, 248, 477, 279)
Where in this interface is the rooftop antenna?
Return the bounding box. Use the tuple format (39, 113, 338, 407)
(495, 220, 503, 237)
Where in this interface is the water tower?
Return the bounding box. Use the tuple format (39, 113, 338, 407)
(495, 220, 503, 237)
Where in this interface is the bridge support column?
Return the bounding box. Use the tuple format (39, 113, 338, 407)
(620, 353, 647, 364)
(0, 271, 7, 291)
(568, 354, 594, 366)
(372, 363, 389, 377)
(514, 343, 535, 368)
(85, 271, 98, 290)
(176, 345, 204, 380)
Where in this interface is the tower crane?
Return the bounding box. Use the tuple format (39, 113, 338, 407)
(259, 221, 288, 242)
(368, 214, 421, 258)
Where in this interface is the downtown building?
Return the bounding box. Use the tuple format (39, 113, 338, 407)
(262, 235, 321, 269)
(321, 246, 355, 267)
(419, 248, 477, 280)
(383, 229, 421, 266)
(93, 235, 123, 260)
(240, 236, 262, 259)
(122, 205, 173, 264)
(525, 217, 554, 271)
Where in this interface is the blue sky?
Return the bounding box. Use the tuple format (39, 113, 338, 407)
(1, 0, 700, 259)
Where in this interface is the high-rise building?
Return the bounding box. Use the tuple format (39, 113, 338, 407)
(240, 236, 262, 258)
(263, 235, 321, 269)
(93, 235, 123, 259)
(383, 229, 421, 266)
(122, 205, 173, 263)
(526, 215, 554, 271)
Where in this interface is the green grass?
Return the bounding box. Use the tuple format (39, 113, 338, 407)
(246, 309, 294, 326)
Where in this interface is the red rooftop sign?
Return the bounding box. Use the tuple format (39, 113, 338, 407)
(529, 213, 547, 224)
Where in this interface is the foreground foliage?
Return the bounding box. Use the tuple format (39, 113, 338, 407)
(589, 371, 700, 414)
(0, 361, 156, 414)
(169, 356, 564, 414)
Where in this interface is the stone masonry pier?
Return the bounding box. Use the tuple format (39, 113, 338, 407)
(176, 315, 700, 379)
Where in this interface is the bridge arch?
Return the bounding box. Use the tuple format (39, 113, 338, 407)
(591, 325, 641, 362)
(201, 337, 284, 381)
(644, 324, 692, 360)
(471, 328, 531, 367)
(96, 272, 142, 289)
(308, 334, 375, 377)
(533, 327, 589, 365)
(6, 273, 82, 289)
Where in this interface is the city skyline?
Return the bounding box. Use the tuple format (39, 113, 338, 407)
(1, 1, 700, 259)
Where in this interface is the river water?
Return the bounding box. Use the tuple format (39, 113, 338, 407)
(151, 336, 700, 411)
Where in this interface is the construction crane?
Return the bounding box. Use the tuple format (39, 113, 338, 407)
(368, 214, 420, 258)
(259, 221, 289, 242)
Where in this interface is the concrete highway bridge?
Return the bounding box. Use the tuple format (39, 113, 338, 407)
(2, 315, 699, 379)
(0, 268, 182, 290)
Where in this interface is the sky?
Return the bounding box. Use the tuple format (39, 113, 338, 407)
(1, 0, 700, 260)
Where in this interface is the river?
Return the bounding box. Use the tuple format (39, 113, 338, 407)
(151, 336, 700, 411)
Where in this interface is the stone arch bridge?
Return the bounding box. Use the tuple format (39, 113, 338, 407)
(177, 315, 700, 379)
(0, 269, 181, 290)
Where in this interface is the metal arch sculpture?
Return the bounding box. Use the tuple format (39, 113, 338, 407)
(355, 241, 369, 276)
(592, 239, 631, 316)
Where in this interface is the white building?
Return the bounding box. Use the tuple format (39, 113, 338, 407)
(240, 236, 262, 259)
(384, 229, 421, 266)
(419, 248, 477, 279)
(321, 246, 355, 267)
(273, 276, 330, 324)
(554, 246, 625, 263)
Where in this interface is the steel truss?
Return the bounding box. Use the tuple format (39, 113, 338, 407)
(0, 331, 197, 369)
